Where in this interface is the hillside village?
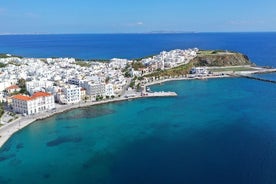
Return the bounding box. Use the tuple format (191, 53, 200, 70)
(0, 48, 199, 118)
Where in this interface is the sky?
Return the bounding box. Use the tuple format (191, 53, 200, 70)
(0, 0, 276, 34)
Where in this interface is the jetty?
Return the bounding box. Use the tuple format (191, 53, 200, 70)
(145, 91, 177, 97)
(230, 73, 276, 84)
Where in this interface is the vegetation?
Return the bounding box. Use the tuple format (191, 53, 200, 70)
(131, 62, 145, 70)
(40, 59, 49, 65)
(75, 58, 110, 63)
(129, 80, 135, 88)
(0, 62, 7, 68)
(88, 59, 110, 62)
(96, 95, 103, 101)
(0, 103, 4, 118)
(133, 55, 155, 61)
(209, 67, 257, 72)
(17, 78, 28, 95)
(124, 71, 131, 78)
(145, 63, 194, 78)
(136, 83, 142, 92)
(8, 61, 21, 66)
(105, 77, 110, 84)
(122, 64, 131, 72)
(0, 53, 23, 59)
(137, 76, 144, 81)
(75, 61, 91, 67)
(197, 50, 234, 56)
(193, 51, 251, 67)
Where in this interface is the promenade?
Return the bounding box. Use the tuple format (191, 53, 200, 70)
(0, 90, 177, 148)
(1, 66, 275, 148)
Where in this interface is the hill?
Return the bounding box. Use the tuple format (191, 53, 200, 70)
(192, 50, 252, 66)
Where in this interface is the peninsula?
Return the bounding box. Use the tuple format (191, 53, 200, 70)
(0, 48, 275, 148)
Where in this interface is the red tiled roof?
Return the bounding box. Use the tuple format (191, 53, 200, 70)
(6, 85, 20, 90)
(32, 91, 51, 98)
(12, 94, 32, 101)
(12, 92, 52, 101)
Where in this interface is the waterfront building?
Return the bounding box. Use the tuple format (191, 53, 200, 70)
(81, 81, 105, 97)
(105, 84, 115, 97)
(190, 67, 208, 75)
(62, 85, 81, 104)
(12, 92, 55, 115)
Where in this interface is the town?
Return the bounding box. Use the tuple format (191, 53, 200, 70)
(0, 48, 200, 123)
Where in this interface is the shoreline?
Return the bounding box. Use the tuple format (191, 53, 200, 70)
(0, 89, 176, 148)
(1, 68, 276, 148)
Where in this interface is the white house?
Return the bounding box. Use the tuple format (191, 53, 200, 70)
(5, 85, 21, 94)
(62, 85, 81, 104)
(12, 91, 55, 115)
(26, 80, 54, 95)
(190, 67, 208, 75)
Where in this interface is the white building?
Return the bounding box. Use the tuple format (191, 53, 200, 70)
(105, 84, 115, 97)
(81, 81, 106, 97)
(190, 67, 208, 75)
(62, 85, 81, 104)
(26, 80, 54, 95)
(68, 78, 83, 86)
(0, 80, 17, 92)
(12, 91, 55, 115)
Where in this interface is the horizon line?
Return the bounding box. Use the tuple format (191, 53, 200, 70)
(1, 31, 276, 36)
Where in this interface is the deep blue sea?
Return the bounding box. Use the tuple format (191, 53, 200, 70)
(0, 33, 276, 184)
(0, 33, 276, 67)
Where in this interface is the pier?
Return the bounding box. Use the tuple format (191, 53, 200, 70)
(145, 91, 177, 97)
(230, 74, 276, 84)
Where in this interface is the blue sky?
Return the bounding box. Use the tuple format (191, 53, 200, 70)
(0, 0, 276, 34)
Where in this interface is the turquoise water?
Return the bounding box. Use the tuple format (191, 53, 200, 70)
(0, 77, 276, 184)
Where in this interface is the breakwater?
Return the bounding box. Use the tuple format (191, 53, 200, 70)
(230, 74, 276, 84)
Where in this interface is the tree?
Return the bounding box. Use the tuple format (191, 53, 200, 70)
(129, 81, 135, 88)
(136, 83, 142, 92)
(17, 78, 26, 88)
(105, 77, 110, 84)
(17, 78, 28, 95)
(138, 76, 144, 81)
(124, 72, 131, 78)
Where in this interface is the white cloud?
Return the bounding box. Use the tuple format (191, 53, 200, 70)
(136, 21, 144, 26)
(126, 21, 144, 27)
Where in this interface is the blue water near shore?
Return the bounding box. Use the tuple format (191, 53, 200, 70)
(0, 33, 276, 183)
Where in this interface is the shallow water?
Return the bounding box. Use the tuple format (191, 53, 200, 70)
(0, 77, 275, 184)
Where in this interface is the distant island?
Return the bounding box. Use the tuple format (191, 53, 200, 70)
(0, 48, 275, 148)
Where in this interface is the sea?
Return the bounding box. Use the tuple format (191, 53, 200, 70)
(0, 33, 276, 184)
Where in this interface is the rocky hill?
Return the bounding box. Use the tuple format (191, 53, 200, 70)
(192, 50, 252, 66)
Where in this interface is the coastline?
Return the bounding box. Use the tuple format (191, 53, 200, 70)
(1, 67, 276, 148)
(0, 88, 177, 148)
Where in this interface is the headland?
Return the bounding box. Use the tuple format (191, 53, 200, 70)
(0, 49, 275, 148)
